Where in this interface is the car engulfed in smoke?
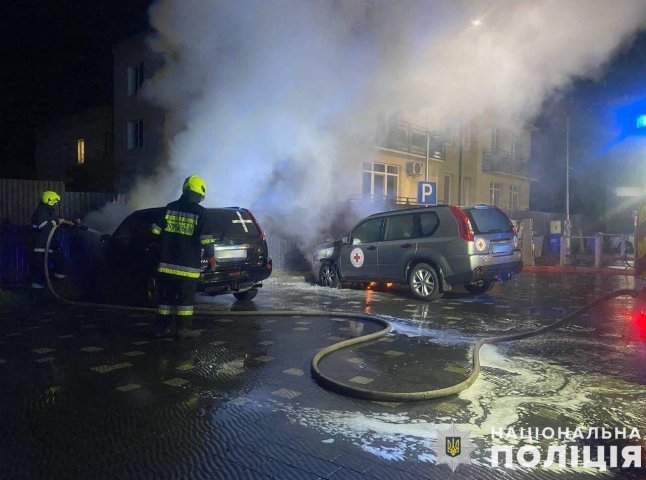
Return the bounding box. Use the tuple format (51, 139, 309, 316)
(97, 207, 272, 305)
(314, 204, 522, 301)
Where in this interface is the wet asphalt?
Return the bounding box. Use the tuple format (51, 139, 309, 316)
(0, 270, 644, 479)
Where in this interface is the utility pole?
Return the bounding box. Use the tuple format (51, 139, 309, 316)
(425, 106, 430, 182)
(457, 123, 463, 205)
(565, 116, 571, 231)
(564, 115, 571, 252)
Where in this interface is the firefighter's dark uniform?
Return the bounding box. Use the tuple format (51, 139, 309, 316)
(30, 202, 64, 288)
(151, 189, 214, 335)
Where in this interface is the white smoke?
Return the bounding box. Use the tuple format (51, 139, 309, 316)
(129, 0, 646, 258)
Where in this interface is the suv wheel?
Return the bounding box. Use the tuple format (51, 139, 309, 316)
(233, 288, 258, 301)
(409, 263, 441, 301)
(464, 280, 493, 295)
(319, 261, 340, 288)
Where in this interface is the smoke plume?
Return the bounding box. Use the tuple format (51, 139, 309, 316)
(128, 0, 646, 260)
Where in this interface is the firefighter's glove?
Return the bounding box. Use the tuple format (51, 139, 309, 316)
(207, 256, 217, 271)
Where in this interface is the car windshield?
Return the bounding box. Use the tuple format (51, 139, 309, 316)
(463, 207, 513, 234)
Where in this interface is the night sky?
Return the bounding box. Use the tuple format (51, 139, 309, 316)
(0, 0, 151, 178)
(1, 1, 646, 224)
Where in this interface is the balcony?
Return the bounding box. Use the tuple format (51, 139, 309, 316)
(381, 120, 446, 160)
(482, 149, 531, 177)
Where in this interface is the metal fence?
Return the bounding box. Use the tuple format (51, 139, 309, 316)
(559, 234, 635, 270)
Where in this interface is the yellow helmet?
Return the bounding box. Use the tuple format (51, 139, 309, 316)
(182, 175, 206, 199)
(41, 191, 61, 206)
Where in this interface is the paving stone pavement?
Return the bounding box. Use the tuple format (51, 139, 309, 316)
(0, 271, 644, 479)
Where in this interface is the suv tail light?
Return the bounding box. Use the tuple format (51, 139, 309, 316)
(245, 209, 266, 241)
(449, 206, 475, 242)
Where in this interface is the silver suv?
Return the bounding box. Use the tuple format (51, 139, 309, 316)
(315, 205, 522, 300)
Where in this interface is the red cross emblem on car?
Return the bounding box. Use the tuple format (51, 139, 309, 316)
(350, 247, 364, 268)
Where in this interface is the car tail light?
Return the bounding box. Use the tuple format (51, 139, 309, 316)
(245, 209, 266, 241)
(450, 206, 474, 242)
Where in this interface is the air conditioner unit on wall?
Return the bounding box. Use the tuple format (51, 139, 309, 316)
(406, 161, 424, 177)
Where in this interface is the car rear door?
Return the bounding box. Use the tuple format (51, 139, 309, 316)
(464, 206, 517, 257)
(377, 213, 417, 281)
(338, 217, 382, 280)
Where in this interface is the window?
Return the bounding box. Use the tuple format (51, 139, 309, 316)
(127, 119, 143, 150)
(384, 214, 415, 241)
(352, 218, 382, 244)
(76, 138, 85, 165)
(464, 207, 513, 234)
(443, 174, 451, 204)
(462, 176, 472, 206)
(362, 162, 398, 199)
(127, 62, 145, 96)
(509, 185, 519, 210)
(418, 212, 440, 236)
(489, 181, 502, 207)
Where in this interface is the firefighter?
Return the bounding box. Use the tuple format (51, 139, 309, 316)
(30, 191, 75, 290)
(151, 175, 216, 338)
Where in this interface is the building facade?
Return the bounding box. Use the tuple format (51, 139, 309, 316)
(366, 114, 534, 214)
(113, 33, 165, 191)
(35, 106, 114, 191)
(112, 35, 534, 210)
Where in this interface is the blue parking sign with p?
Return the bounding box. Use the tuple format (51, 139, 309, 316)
(417, 181, 437, 205)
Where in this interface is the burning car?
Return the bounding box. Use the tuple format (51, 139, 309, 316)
(314, 204, 522, 300)
(99, 207, 272, 305)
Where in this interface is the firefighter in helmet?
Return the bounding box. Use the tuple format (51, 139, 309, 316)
(151, 175, 216, 338)
(30, 191, 76, 290)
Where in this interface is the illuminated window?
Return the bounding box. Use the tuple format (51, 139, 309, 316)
(77, 138, 85, 165)
(127, 119, 143, 150)
(127, 62, 145, 97)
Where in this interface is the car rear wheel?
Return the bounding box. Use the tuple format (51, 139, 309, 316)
(233, 287, 258, 301)
(409, 263, 441, 301)
(464, 280, 494, 295)
(318, 261, 340, 288)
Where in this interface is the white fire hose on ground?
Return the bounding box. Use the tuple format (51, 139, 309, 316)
(43, 224, 639, 401)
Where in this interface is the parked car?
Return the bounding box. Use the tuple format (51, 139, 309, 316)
(314, 204, 522, 300)
(99, 207, 272, 305)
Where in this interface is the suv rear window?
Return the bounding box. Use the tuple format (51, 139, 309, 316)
(204, 209, 260, 241)
(463, 207, 513, 234)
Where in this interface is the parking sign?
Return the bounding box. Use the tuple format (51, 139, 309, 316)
(417, 181, 437, 205)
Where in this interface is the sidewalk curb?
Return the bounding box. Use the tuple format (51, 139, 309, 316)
(524, 265, 635, 275)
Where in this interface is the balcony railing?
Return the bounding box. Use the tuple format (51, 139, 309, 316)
(381, 120, 446, 160)
(482, 149, 530, 177)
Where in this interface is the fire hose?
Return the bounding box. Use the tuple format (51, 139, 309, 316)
(44, 224, 639, 401)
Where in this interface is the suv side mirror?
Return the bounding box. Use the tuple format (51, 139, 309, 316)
(341, 235, 349, 245)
